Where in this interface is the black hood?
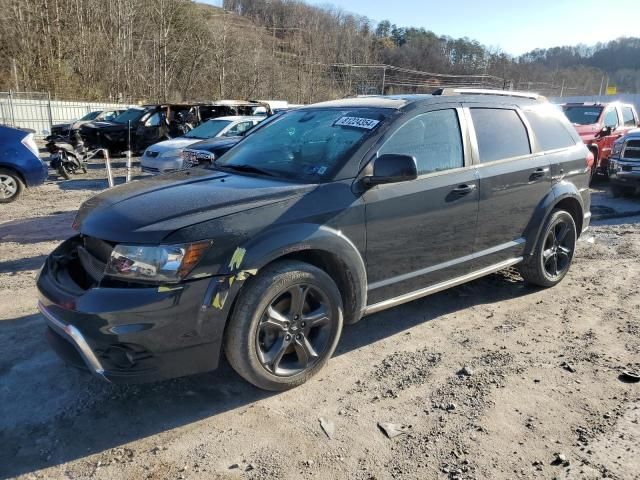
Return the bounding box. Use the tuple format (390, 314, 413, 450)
(81, 120, 126, 132)
(76, 168, 314, 244)
(189, 136, 242, 153)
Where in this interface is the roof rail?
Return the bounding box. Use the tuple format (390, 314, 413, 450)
(433, 88, 544, 101)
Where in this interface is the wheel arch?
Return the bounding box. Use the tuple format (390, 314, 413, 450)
(524, 185, 585, 256)
(215, 223, 368, 326)
(0, 164, 26, 185)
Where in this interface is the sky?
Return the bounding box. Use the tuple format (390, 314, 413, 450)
(201, 0, 639, 56)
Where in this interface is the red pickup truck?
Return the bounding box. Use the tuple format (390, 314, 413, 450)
(561, 102, 639, 179)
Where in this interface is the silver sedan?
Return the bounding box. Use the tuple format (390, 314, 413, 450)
(141, 116, 264, 174)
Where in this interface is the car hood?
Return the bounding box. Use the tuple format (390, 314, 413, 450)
(81, 121, 125, 131)
(76, 168, 315, 243)
(188, 136, 242, 153)
(145, 138, 201, 154)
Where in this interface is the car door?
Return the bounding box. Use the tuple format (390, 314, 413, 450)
(363, 107, 479, 305)
(465, 104, 552, 270)
(598, 106, 621, 167)
(135, 109, 166, 151)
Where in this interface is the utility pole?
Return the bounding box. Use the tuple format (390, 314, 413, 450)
(12, 58, 19, 91)
(381, 66, 387, 95)
(598, 74, 605, 96)
(559, 78, 565, 97)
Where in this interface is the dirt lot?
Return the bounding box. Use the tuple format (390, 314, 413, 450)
(1, 160, 639, 480)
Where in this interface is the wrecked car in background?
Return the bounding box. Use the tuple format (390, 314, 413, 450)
(50, 109, 125, 138)
(79, 101, 269, 154)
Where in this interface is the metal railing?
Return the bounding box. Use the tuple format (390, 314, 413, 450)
(0, 91, 130, 138)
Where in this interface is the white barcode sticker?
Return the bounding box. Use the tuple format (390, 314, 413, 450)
(334, 117, 380, 129)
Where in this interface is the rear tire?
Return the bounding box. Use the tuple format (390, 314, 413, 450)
(224, 260, 343, 391)
(57, 163, 71, 180)
(519, 209, 576, 288)
(0, 168, 24, 203)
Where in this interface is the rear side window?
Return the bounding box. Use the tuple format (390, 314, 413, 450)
(470, 108, 531, 162)
(622, 107, 637, 127)
(379, 109, 463, 175)
(524, 110, 576, 151)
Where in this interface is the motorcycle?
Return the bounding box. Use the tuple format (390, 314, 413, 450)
(45, 130, 88, 179)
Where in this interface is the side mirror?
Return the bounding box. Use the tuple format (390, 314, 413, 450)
(600, 125, 614, 136)
(363, 154, 418, 186)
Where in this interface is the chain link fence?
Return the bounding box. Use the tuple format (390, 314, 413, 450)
(0, 91, 130, 138)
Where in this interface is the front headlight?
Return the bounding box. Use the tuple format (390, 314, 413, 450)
(105, 241, 211, 283)
(612, 142, 623, 156)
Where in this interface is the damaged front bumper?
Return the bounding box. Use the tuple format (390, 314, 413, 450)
(36, 235, 243, 383)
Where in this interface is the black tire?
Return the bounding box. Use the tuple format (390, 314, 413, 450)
(0, 168, 24, 203)
(224, 260, 344, 391)
(57, 163, 71, 180)
(611, 184, 634, 198)
(519, 209, 577, 288)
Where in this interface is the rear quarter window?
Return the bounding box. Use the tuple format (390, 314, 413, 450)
(470, 108, 531, 163)
(524, 110, 576, 151)
(622, 107, 637, 127)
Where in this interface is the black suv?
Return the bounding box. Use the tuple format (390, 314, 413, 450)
(37, 90, 591, 391)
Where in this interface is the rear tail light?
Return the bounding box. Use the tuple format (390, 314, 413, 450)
(21, 133, 40, 158)
(586, 150, 595, 169)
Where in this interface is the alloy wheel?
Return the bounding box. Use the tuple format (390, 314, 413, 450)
(256, 284, 333, 376)
(0, 174, 18, 200)
(542, 219, 575, 278)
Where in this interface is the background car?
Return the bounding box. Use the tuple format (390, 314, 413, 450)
(181, 110, 293, 169)
(50, 109, 125, 138)
(608, 128, 640, 197)
(561, 102, 639, 178)
(0, 125, 48, 203)
(141, 116, 264, 174)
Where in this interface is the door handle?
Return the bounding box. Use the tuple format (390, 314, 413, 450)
(530, 167, 549, 180)
(452, 184, 476, 195)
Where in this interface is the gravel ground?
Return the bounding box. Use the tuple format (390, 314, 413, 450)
(0, 162, 639, 480)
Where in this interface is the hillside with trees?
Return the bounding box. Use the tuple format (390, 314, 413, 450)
(0, 0, 638, 103)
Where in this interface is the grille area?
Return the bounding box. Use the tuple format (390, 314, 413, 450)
(626, 140, 640, 149)
(623, 146, 640, 160)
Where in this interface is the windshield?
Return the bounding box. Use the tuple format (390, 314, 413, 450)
(562, 106, 603, 125)
(215, 108, 389, 182)
(112, 108, 146, 125)
(183, 119, 232, 139)
(79, 111, 101, 121)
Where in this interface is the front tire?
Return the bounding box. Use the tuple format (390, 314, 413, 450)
(519, 209, 577, 288)
(0, 168, 24, 203)
(224, 260, 343, 391)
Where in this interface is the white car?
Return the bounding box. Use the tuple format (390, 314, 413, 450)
(141, 116, 264, 174)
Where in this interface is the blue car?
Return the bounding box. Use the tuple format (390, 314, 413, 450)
(0, 125, 48, 202)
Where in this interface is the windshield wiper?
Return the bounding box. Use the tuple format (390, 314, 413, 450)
(217, 164, 275, 177)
